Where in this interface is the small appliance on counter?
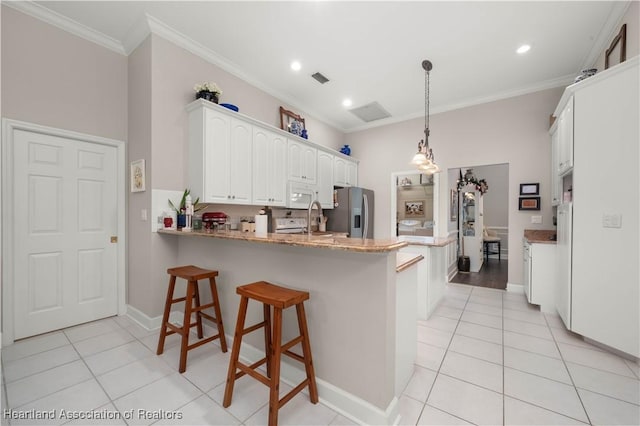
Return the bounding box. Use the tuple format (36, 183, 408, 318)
(202, 212, 227, 231)
(325, 187, 374, 238)
(274, 218, 307, 234)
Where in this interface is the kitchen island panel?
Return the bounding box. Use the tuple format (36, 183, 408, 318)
(173, 235, 399, 419)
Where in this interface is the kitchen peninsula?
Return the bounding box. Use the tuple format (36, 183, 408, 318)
(158, 229, 418, 424)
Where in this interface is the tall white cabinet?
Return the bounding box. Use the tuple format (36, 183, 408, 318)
(553, 57, 639, 358)
(252, 126, 287, 206)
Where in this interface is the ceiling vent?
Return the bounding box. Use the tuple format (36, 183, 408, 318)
(348, 102, 392, 123)
(311, 72, 330, 84)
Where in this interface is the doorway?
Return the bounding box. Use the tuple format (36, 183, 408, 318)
(2, 119, 127, 344)
(390, 171, 438, 238)
(449, 163, 509, 289)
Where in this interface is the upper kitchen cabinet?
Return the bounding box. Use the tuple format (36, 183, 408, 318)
(288, 139, 317, 184)
(556, 95, 574, 176)
(317, 150, 334, 209)
(549, 122, 562, 206)
(188, 103, 252, 204)
(252, 126, 287, 206)
(334, 156, 358, 187)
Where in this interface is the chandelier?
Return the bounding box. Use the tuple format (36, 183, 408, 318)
(410, 60, 440, 174)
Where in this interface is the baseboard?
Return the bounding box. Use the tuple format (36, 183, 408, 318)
(506, 283, 524, 293)
(124, 305, 399, 424)
(124, 304, 182, 331)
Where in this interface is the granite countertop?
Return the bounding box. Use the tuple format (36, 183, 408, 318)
(396, 253, 424, 273)
(397, 235, 457, 247)
(158, 229, 407, 253)
(524, 229, 557, 244)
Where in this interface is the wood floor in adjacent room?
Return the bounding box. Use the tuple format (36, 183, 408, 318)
(450, 258, 508, 289)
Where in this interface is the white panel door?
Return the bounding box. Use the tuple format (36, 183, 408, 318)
(13, 130, 118, 339)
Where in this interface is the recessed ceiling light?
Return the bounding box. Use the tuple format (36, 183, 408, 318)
(342, 98, 353, 108)
(290, 61, 302, 71)
(516, 44, 531, 54)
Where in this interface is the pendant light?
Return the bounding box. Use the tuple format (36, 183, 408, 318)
(410, 60, 440, 174)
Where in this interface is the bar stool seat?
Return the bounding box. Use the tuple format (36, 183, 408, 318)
(223, 281, 318, 426)
(157, 265, 227, 373)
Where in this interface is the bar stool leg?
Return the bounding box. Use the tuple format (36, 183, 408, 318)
(296, 303, 319, 403)
(223, 296, 249, 408)
(268, 307, 283, 426)
(179, 282, 195, 373)
(263, 304, 272, 378)
(192, 280, 204, 339)
(157, 275, 176, 355)
(209, 277, 228, 352)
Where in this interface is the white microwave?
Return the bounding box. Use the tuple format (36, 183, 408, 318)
(287, 182, 317, 209)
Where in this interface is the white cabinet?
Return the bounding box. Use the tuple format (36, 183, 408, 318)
(557, 96, 574, 176)
(188, 105, 252, 204)
(555, 203, 572, 328)
(288, 140, 317, 184)
(549, 124, 562, 206)
(316, 150, 334, 209)
(523, 239, 557, 313)
(252, 126, 287, 206)
(334, 156, 358, 187)
(551, 57, 639, 358)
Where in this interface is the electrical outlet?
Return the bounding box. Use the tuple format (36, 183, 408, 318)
(603, 213, 622, 228)
(531, 215, 542, 224)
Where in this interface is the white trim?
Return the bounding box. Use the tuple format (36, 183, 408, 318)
(3, 1, 126, 55)
(124, 305, 399, 424)
(579, 1, 633, 71)
(1, 118, 127, 345)
(506, 283, 524, 293)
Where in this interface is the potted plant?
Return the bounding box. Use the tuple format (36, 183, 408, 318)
(169, 189, 204, 228)
(194, 82, 222, 104)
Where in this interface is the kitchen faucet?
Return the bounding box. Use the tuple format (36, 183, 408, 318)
(307, 200, 323, 236)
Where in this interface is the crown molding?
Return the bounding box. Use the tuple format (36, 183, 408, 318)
(579, 1, 632, 71)
(345, 73, 575, 134)
(4, 0, 126, 55)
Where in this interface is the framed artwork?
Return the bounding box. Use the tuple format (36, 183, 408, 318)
(405, 200, 426, 218)
(519, 197, 540, 211)
(605, 24, 626, 69)
(130, 159, 146, 192)
(519, 183, 539, 196)
(450, 189, 458, 221)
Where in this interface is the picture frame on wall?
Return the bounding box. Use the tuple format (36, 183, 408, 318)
(519, 196, 541, 211)
(130, 159, 146, 192)
(405, 200, 426, 218)
(519, 183, 539, 196)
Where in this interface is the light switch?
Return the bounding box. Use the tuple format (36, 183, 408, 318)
(141, 209, 148, 221)
(531, 215, 542, 224)
(603, 213, 622, 228)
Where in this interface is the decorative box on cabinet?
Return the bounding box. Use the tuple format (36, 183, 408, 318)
(288, 139, 317, 184)
(252, 126, 287, 206)
(317, 150, 334, 209)
(188, 104, 252, 204)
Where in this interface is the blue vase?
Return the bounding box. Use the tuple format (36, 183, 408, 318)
(340, 144, 351, 156)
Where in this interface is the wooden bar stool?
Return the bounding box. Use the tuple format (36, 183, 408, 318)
(223, 281, 318, 426)
(157, 265, 227, 373)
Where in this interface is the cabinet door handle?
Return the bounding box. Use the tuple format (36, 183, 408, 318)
(232, 195, 236, 199)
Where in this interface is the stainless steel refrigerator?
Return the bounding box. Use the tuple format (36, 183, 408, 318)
(326, 187, 374, 238)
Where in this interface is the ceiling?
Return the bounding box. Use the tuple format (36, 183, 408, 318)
(18, 1, 629, 132)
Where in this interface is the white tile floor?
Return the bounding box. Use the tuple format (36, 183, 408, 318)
(2, 283, 639, 425)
